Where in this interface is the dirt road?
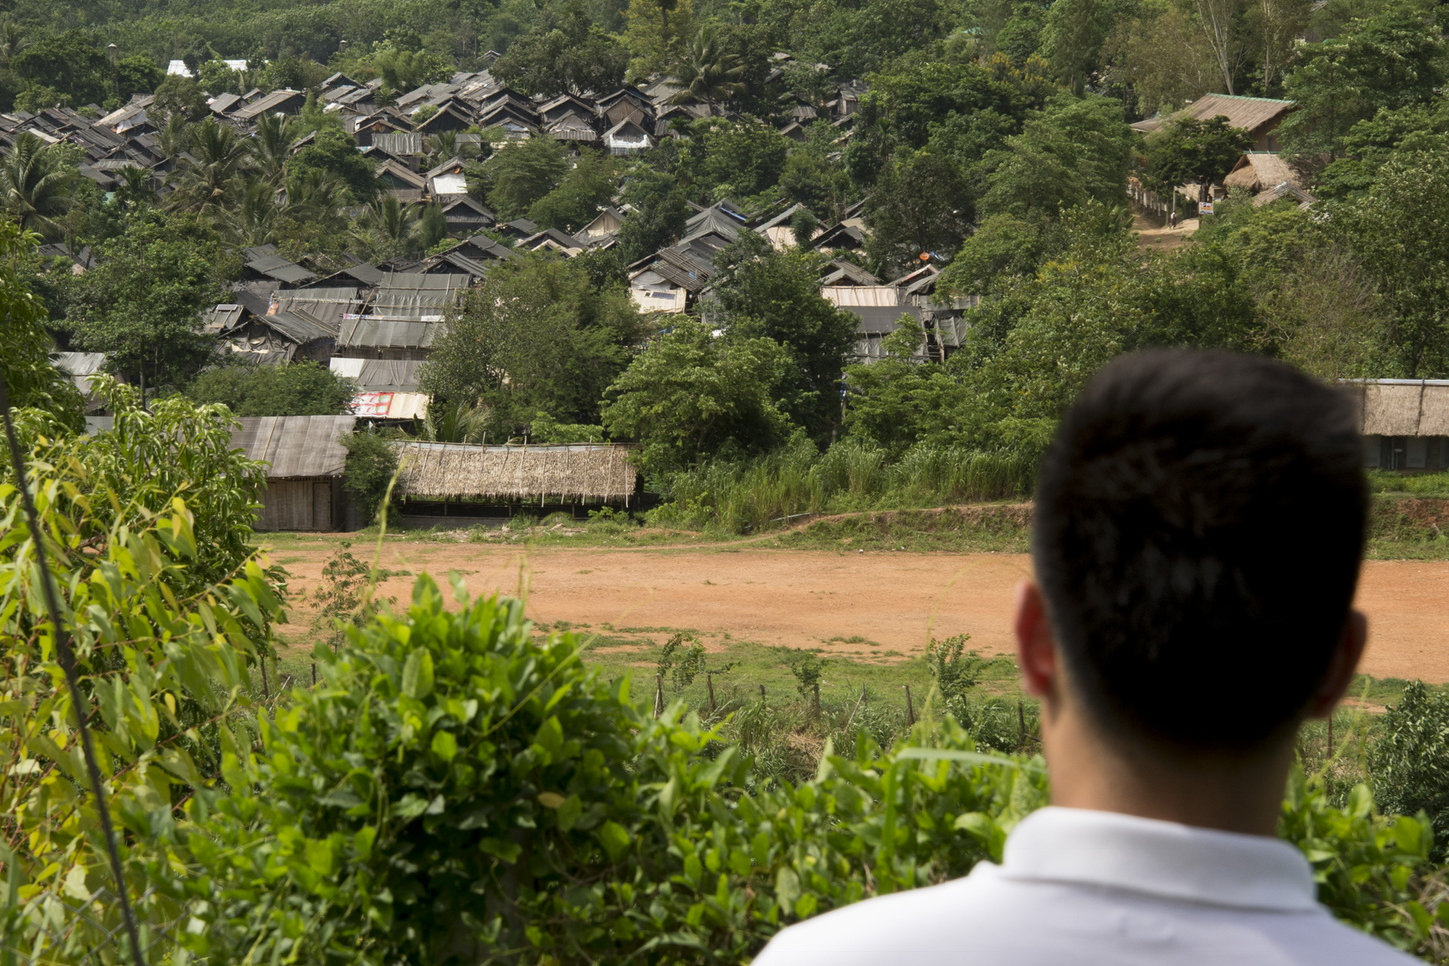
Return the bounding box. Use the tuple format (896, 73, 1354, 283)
(269, 540, 1449, 683)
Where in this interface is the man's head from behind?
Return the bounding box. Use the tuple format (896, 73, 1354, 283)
(1030, 349, 1367, 759)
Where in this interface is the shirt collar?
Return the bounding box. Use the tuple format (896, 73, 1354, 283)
(999, 806, 1319, 912)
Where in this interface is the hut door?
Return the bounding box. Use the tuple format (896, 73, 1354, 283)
(313, 482, 334, 530)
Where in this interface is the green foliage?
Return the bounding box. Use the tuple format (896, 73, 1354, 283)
(865, 147, 974, 272)
(0, 220, 83, 429)
(0, 133, 77, 241)
(658, 632, 708, 690)
(341, 430, 400, 525)
(1280, 8, 1447, 160)
(712, 234, 859, 442)
(421, 254, 645, 434)
(1334, 139, 1449, 377)
(1143, 115, 1254, 198)
(187, 361, 357, 416)
(487, 137, 570, 220)
(601, 316, 793, 477)
(528, 411, 607, 444)
(310, 542, 393, 652)
(62, 210, 236, 394)
(528, 152, 619, 232)
(151, 74, 209, 123)
(490, 1, 628, 97)
(655, 437, 1038, 533)
(289, 128, 380, 202)
(1370, 682, 1449, 860)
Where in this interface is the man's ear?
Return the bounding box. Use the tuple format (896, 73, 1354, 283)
(1307, 609, 1368, 719)
(1014, 580, 1057, 699)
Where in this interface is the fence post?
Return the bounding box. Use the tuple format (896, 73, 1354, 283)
(1017, 699, 1027, 751)
(707, 671, 716, 713)
(812, 680, 821, 720)
(654, 673, 665, 718)
(759, 683, 766, 707)
(904, 684, 916, 726)
(260, 652, 270, 699)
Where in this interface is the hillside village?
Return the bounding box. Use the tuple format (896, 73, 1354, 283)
(1, 0, 1446, 531)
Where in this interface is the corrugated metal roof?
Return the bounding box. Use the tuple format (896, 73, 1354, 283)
(823, 286, 901, 308)
(331, 358, 425, 391)
(231, 415, 356, 478)
(339, 318, 442, 348)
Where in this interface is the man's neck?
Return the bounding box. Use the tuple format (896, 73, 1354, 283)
(1042, 710, 1295, 837)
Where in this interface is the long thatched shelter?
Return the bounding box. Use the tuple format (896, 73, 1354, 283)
(391, 441, 640, 513)
(1348, 379, 1449, 471)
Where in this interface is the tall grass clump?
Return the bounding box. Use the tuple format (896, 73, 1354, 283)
(655, 438, 1039, 532)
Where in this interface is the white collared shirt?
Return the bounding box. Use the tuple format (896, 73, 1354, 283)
(751, 807, 1421, 965)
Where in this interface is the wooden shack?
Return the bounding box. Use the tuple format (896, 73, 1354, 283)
(390, 441, 639, 521)
(1350, 380, 1449, 471)
(232, 415, 357, 530)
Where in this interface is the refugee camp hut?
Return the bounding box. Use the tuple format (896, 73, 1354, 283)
(1130, 93, 1296, 153)
(390, 441, 640, 523)
(231, 415, 357, 530)
(1352, 379, 1449, 471)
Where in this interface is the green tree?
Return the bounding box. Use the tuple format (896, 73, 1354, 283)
(0, 219, 83, 428)
(665, 24, 746, 113)
(115, 55, 164, 102)
(63, 211, 237, 394)
(602, 316, 792, 475)
(979, 93, 1133, 223)
(938, 212, 1047, 296)
(187, 362, 357, 416)
(1144, 115, 1253, 203)
(167, 118, 253, 213)
(1039, 0, 1131, 95)
(10, 30, 108, 107)
(865, 147, 974, 273)
(712, 234, 859, 441)
(528, 152, 618, 232)
(622, 0, 696, 81)
(490, 2, 629, 97)
(351, 194, 426, 260)
(487, 136, 569, 219)
(151, 73, 210, 123)
(1370, 682, 1449, 861)
(1279, 8, 1447, 160)
(695, 118, 791, 201)
(247, 111, 302, 183)
(288, 129, 379, 202)
(421, 254, 644, 432)
(0, 132, 76, 241)
(1336, 140, 1449, 377)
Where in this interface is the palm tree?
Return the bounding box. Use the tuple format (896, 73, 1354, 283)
(665, 26, 746, 115)
(286, 167, 349, 234)
(0, 16, 28, 70)
(217, 177, 285, 247)
(248, 112, 301, 183)
(155, 113, 193, 159)
(167, 118, 252, 212)
(351, 194, 424, 260)
(419, 399, 494, 443)
(0, 133, 75, 240)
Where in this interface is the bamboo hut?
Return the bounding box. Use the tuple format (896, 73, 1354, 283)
(1349, 379, 1449, 470)
(232, 415, 357, 530)
(391, 440, 639, 519)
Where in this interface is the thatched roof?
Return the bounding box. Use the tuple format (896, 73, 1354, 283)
(1132, 94, 1295, 136)
(1350, 380, 1449, 436)
(1224, 152, 1303, 193)
(392, 441, 638, 503)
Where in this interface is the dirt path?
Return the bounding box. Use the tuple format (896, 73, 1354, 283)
(269, 540, 1449, 683)
(1135, 212, 1199, 252)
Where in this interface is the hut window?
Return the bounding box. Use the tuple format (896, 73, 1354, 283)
(1362, 436, 1382, 469)
(1407, 436, 1428, 469)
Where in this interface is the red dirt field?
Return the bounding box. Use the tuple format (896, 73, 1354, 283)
(270, 542, 1449, 683)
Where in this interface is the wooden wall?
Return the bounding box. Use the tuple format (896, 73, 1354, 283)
(256, 478, 342, 531)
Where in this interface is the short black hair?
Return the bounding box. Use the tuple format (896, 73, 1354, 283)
(1032, 350, 1367, 754)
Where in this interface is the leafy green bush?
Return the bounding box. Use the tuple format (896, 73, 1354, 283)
(1371, 682, 1449, 860)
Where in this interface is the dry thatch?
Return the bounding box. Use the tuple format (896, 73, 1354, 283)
(1350, 381, 1449, 436)
(392, 441, 639, 504)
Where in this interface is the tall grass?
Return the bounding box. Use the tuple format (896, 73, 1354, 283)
(657, 438, 1039, 533)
